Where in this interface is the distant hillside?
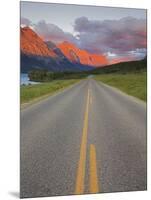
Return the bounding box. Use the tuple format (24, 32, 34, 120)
(91, 57, 147, 74)
(21, 26, 146, 74)
(57, 41, 108, 67)
(45, 41, 67, 59)
(21, 27, 110, 73)
(20, 27, 93, 73)
(21, 27, 57, 57)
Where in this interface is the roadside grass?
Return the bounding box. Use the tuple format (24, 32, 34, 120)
(21, 79, 81, 104)
(95, 72, 147, 101)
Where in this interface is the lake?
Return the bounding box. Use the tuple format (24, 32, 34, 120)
(21, 73, 40, 85)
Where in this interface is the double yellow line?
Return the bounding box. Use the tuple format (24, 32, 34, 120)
(89, 144, 99, 193)
(75, 89, 99, 194)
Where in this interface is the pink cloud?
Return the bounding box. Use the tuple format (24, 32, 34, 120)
(74, 16, 147, 60)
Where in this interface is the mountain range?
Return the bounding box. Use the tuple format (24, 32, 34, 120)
(21, 27, 108, 72)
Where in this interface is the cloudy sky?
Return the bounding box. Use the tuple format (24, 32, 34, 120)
(21, 1, 147, 63)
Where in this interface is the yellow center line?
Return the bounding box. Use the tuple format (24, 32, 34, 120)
(75, 88, 90, 194)
(89, 144, 99, 193)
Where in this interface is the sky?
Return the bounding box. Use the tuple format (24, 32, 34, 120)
(21, 1, 147, 63)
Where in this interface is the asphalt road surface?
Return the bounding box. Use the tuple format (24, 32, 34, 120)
(20, 78, 147, 198)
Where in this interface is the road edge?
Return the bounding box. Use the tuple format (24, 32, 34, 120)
(21, 79, 85, 110)
(95, 79, 146, 107)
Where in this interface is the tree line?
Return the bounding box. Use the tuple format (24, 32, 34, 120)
(28, 69, 87, 82)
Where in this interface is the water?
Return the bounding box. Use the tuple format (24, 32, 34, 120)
(21, 73, 40, 85)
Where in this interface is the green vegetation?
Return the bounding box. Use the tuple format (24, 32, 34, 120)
(28, 58, 147, 82)
(22, 58, 147, 104)
(28, 69, 87, 82)
(95, 72, 147, 101)
(21, 79, 80, 104)
(91, 57, 147, 74)
(94, 57, 147, 101)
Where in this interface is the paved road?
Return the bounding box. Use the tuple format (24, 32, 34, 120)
(20, 78, 147, 198)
